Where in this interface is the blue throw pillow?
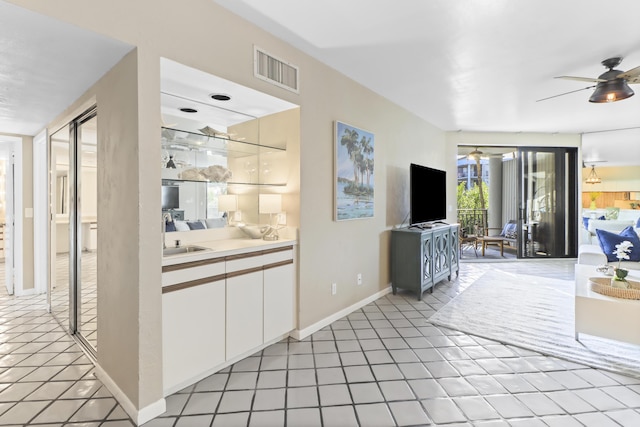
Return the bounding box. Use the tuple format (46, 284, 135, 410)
(637, 216, 640, 228)
(596, 226, 640, 262)
(165, 220, 176, 232)
(582, 217, 590, 229)
(502, 222, 517, 239)
(187, 220, 205, 230)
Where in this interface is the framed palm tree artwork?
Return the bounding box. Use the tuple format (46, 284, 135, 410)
(335, 121, 374, 221)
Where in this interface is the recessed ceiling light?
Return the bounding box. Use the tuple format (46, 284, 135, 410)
(179, 107, 198, 113)
(210, 93, 231, 101)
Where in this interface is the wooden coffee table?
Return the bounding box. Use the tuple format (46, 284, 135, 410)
(478, 236, 505, 256)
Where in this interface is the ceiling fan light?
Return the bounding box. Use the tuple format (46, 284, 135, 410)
(589, 79, 634, 103)
(468, 148, 483, 160)
(585, 165, 602, 184)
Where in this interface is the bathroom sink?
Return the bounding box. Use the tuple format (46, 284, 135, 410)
(163, 245, 210, 256)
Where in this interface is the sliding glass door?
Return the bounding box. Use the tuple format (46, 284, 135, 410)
(517, 147, 578, 258)
(48, 106, 98, 355)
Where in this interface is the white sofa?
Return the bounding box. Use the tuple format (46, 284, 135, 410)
(580, 219, 636, 245)
(578, 210, 640, 270)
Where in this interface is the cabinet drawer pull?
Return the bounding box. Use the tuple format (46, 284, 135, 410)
(162, 274, 226, 293)
(162, 257, 224, 273)
(226, 265, 264, 279)
(263, 259, 293, 271)
(262, 245, 294, 255)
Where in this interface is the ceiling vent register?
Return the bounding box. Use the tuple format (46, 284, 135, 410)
(254, 46, 299, 94)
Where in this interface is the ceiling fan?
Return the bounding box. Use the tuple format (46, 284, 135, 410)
(537, 57, 640, 103)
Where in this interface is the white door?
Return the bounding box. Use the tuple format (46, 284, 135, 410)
(4, 153, 14, 294)
(33, 130, 48, 296)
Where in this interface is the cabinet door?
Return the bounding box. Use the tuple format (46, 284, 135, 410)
(162, 280, 225, 394)
(421, 232, 433, 286)
(226, 271, 263, 360)
(449, 226, 459, 273)
(432, 228, 450, 280)
(264, 262, 294, 342)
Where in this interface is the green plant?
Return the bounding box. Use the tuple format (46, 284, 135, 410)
(457, 182, 489, 210)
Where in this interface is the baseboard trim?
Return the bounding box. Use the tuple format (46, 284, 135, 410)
(14, 288, 37, 296)
(290, 286, 392, 341)
(95, 364, 166, 426)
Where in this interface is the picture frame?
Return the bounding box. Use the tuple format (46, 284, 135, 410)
(334, 121, 375, 221)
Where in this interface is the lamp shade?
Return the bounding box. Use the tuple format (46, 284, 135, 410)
(259, 194, 282, 214)
(218, 194, 238, 211)
(589, 78, 634, 103)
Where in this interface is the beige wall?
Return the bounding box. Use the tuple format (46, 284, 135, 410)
(46, 49, 163, 412)
(259, 108, 301, 228)
(226, 108, 301, 227)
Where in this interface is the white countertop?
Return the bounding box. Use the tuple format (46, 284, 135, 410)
(162, 237, 297, 266)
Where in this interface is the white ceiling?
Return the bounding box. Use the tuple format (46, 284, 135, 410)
(214, 0, 640, 164)
(0, 1, 132, 135)
(2, 1, 639, 166)
(160, 58, 298, 133)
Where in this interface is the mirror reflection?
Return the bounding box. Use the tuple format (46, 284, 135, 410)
(160, 58, 297, 235)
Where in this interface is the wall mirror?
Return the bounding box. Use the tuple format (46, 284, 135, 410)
(160, 58, 297, 232)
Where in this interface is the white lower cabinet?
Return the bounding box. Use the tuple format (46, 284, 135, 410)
(226, 270, 264, 360)
(162, 244, 295, 395)
(264, 262, 294, 343)
(162, 279, 225, 393)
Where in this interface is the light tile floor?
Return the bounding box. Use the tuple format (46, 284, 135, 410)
(1, 259, 640, 426)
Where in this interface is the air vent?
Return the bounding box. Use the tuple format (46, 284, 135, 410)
(254, 46, 299, 93)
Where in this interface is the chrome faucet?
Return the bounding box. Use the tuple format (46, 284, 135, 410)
(162, 212, 172, 250)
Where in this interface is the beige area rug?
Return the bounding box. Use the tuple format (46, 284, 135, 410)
(429, 269, 640, 379)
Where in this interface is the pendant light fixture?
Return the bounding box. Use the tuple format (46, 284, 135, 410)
(589, 78, 634, 103)
(589, 57, 634, 103)
(585, 165, 602, 184)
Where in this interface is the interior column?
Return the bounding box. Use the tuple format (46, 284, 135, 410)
(488, 156, 503, 230)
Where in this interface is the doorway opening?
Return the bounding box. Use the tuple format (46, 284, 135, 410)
(457, 145, 578, 261)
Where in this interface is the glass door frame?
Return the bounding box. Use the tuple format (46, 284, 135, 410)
(48, 105, 97, 357)
(517, 146, 579, 259)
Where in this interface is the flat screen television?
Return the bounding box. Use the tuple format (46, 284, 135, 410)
(410, 163, 446, 226)
(161, 185, 179, 210)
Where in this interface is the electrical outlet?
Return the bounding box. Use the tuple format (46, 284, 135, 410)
(357, 273, 362, 285)
(331, 283, 337, 295)
(276, 212, 287, 225)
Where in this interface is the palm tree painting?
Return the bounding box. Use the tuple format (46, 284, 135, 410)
(335, 121, 374, 221)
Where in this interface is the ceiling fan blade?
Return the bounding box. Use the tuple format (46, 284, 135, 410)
(554, 76, 607, 83)
(536, 85, 596, 102)
(618, 65, 640, 80)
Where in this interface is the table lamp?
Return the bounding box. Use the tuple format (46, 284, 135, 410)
(218, 194, 238, 225)
(259, 194, 282, 240)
